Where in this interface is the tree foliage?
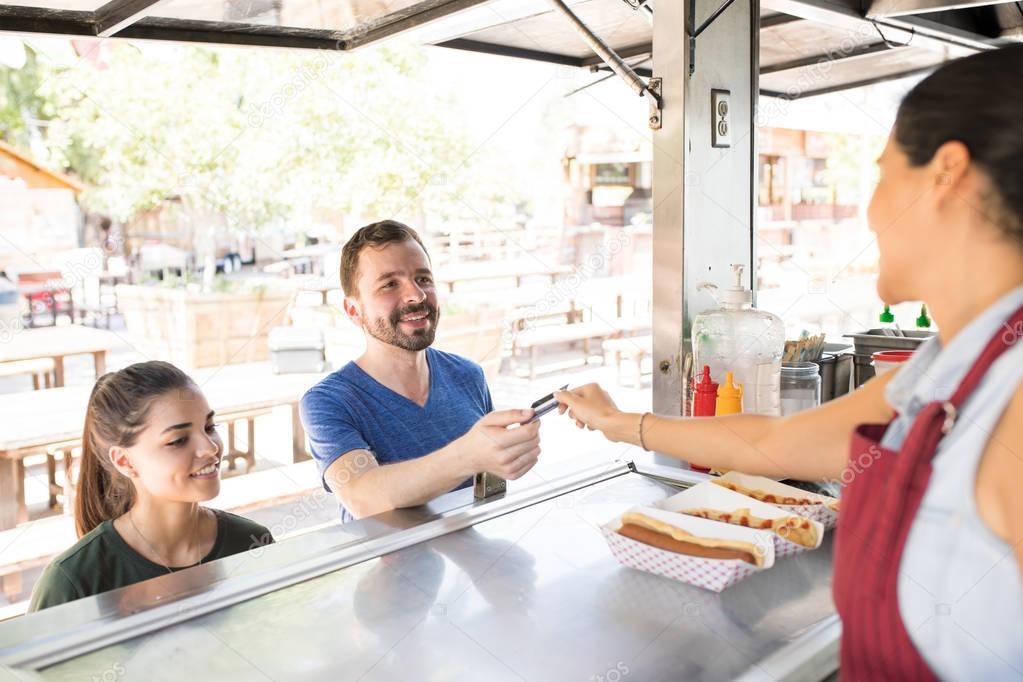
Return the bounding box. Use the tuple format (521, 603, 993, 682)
(1, 40, 518, 231)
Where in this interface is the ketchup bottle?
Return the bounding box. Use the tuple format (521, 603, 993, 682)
(693, 365, 718, 417)
(690, 366, 718, 472)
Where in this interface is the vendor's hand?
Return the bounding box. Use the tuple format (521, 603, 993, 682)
(554, 384, 626, 439)
(460, 409, 541, 480)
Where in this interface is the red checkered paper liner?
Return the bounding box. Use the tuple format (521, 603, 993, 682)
(773, 502, 837, 529)
(656, 481, 825, 559)
(717, 472, 839, 531)
(601, 506, 774, 593)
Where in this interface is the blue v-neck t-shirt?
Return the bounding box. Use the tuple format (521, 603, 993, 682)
(299, 347, 494, 521)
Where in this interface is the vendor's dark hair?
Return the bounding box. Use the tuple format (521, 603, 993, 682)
(76, 361, 196, 537)
(893, 44, 1023, 242)
(340, 220, 429, 297)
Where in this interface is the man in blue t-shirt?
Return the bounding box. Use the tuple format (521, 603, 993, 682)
(300, 220, 542, 522)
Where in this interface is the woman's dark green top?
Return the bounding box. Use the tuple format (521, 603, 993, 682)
(28, 509, 274, 612)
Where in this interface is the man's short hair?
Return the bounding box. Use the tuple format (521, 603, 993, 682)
(340, 220, 430, 297)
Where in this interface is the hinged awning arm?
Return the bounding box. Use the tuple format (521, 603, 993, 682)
(548, 0, 663, 129)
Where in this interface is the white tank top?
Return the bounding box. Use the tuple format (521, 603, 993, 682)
(881, 285, 1023, 680)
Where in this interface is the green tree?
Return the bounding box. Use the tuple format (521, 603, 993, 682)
(2, 39, 521, 232)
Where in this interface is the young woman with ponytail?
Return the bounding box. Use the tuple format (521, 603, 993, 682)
(29, 361, 274, 611)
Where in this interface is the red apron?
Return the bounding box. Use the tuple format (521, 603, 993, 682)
(833, 302, 1023, 680)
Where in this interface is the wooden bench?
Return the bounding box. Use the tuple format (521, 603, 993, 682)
(602, 335, 653, 387)
(0, 365, 324, 530)
(0, 459, 320, 611)
(0, 358, 55, 390)
(510, 317, 651, 379)
(509, 300, 584, 332)
(0, 324, 119, 387)
(432, 308, 507, 383)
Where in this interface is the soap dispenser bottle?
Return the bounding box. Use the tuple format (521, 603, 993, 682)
(691, 264, 785, 416)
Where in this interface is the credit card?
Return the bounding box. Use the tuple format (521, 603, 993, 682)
(523, 384, 569, 424)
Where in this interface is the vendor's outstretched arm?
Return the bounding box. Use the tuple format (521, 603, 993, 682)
(555, 371, 896, 482)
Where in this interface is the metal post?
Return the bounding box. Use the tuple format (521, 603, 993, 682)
(651, 0, 757, 466)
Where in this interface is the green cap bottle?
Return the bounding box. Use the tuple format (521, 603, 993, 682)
(916, 304, 931, 329)
(879, 305, 895, 324)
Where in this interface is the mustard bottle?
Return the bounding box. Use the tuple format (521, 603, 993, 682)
(715, 372, 744, 416)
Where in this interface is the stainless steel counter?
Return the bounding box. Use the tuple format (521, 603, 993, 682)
(0, 461, 839, 681)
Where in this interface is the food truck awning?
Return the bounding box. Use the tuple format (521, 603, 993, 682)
(1, 0, 1020, 97)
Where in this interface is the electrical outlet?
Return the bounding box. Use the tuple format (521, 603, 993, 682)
(711, 89, 731, 148)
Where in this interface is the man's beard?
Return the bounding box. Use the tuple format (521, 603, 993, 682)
(366, 302, 440, 351)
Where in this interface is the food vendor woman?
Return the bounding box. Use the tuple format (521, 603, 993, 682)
(555, 45, 1023, 680)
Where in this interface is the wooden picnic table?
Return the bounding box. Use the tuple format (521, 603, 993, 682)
(0, 325, 121, 387)
(436, 262, 573, 293)
(572, 274, 650, 317)
(291, 262, 576, 297)
(510, 315, 651, 379)
(603, 334, 654, 387)
(296, 276, 340, 306)
(0, 366, 324, 530)
(279, 243, 340, 276)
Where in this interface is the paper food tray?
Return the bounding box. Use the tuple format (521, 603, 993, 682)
(602, 506, 775, 593)
(656, 481, 825, 558)
(717, 472, 839, 530)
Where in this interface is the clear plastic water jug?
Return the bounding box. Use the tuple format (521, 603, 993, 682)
(692, 264, 785, 416)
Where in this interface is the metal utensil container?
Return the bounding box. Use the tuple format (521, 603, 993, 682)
(843, 328, 934, 387)
(817, 353, 853, 402)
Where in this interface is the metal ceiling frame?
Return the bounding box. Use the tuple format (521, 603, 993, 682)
(579, 41, 652, 66)
(0, 0, 493, 49)
(94, 0, 162, 37)
(438, 36, 584, 65)
(760, 11, 806, 26)
(0, 7, 347, 49)
(762, 0, 1008, 49)
(0, 0, 1012, 98)
(0, 0, 1010, 51)
(441, 22, 936, 99)
(866, 0, 1020, 18)
(429, 0, 1006, 97)
(759, 40, 895, 73)
(116, 17, 346, 49)
(435, 33, 655, 71)
(760, 63, 937, 97)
